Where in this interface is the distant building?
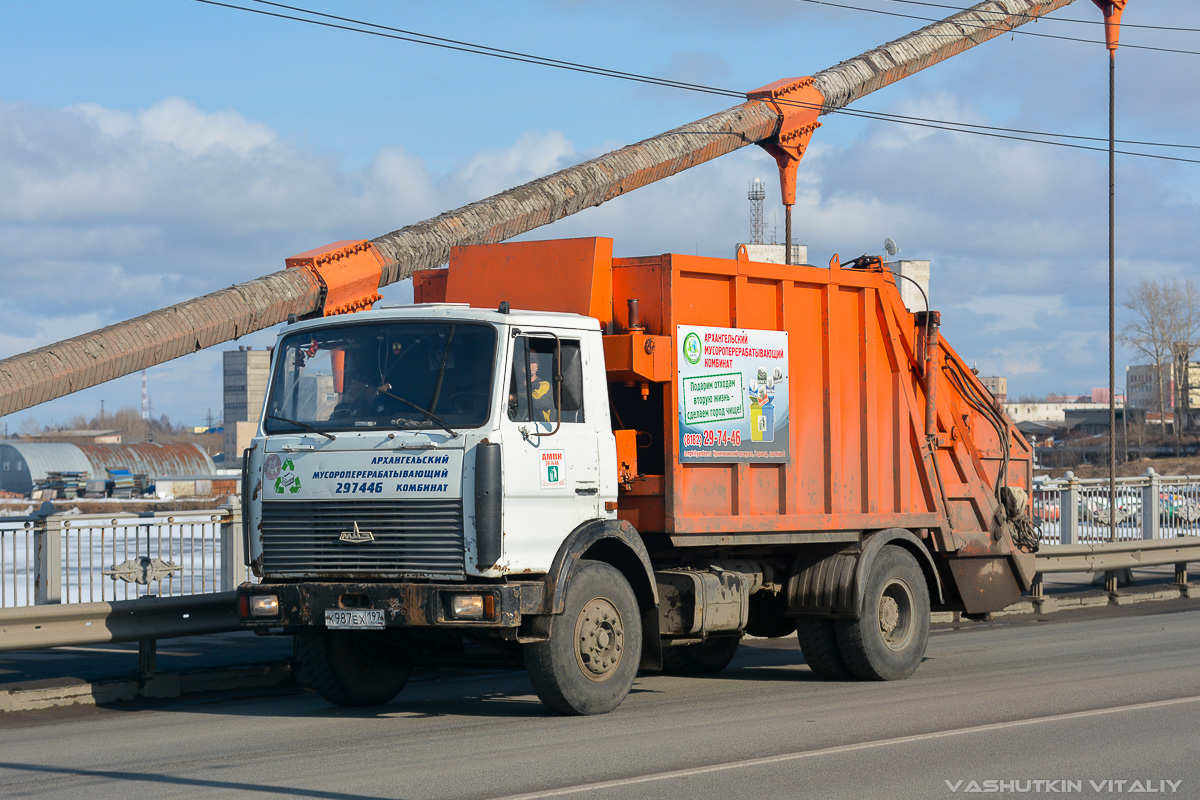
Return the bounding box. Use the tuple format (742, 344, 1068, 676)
(1127, 363, 1200, 426)
(1015, 420, 1057, 441)
(1064, 407, 1131, 436)
(736, 242, 809, 265)
(223, 347, 272, 468)
(24, 429, 122, 444)
(1003, 401, 1121, 427)
(0, 442, 215, 497)
(1090, 387, 1122, 404)
(978, 376, 1007, 403)
(887, 260, 930, 315)
(1127, 363, 1173, 412)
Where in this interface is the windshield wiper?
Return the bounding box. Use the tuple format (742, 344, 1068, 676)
(379, 388, 459, 439)
(265, 414, 336, 441)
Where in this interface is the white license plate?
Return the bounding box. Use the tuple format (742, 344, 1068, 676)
(325, 608, 386, 629)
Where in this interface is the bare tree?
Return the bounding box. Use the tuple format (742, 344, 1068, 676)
(1176, 280, 1200, 436)
(1121, 277, 1200, 435)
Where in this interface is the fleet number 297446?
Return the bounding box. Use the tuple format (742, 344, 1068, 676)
(334, 481, 384, 494)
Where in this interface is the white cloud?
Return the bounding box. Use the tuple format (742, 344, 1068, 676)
(73, 97, 278, 157)
(958, 293, 1067, 334)
(448, 130, 577, 199)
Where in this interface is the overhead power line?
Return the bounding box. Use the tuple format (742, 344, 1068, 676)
(876, 0, 1200, 33)
(794, 0, 1200, 56)
(190, 0, 1200, 166)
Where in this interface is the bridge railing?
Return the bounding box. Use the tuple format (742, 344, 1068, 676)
(0, 498, 249, 609)
(1033, 470, 1200, 545)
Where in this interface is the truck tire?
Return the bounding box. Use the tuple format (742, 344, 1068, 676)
(660, 635, 740, 675)
(834, 546, 929, 681)
(795, 618, 853, 679)
(526, 560, 642, 715)
(295, 629, 412, 707)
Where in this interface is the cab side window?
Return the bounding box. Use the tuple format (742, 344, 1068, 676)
(508, 337, 584, 423)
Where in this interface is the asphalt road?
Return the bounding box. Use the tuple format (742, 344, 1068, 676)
(1, 602, 1197, 800)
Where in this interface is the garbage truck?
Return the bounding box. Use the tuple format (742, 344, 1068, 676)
(237, 235, 1038, 715)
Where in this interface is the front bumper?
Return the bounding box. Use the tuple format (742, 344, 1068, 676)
(237, 580, 548, 630)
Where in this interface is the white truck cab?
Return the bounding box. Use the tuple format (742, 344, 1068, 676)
(241, 302, 659, 714)
(244, 303, 618, 581)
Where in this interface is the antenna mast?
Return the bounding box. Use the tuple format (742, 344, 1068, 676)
(748, 179, 766, 245)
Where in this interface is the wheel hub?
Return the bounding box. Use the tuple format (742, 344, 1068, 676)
(878, 577, 914, 651)
(879, 596, 900, 635)
(575, 598, 624, 681)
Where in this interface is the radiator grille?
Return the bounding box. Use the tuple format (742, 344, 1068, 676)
(260, 499, 465, 577)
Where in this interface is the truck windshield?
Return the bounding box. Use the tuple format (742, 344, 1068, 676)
(263, 321, 496, 433)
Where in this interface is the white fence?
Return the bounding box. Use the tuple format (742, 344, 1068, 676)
(1032, 470, 1200, 545)
(0, 500, 250, 609)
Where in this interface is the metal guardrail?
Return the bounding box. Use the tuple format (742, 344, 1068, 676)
(1036, 537, 1200, 575)
(0, 592, 240, 652)
(1032, 535, 1199, 595)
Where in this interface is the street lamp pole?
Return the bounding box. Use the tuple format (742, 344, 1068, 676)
(1091, 0, 1127, 543)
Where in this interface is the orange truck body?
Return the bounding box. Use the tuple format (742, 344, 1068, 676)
(416, 236, 1036, 613)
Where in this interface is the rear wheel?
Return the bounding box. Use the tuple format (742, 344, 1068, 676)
(660, 635, 740, 675)
(295, 629, 412, 707)
(526, 561, 642, 715)
(795, 618, 853, 679)
(834, 547, 929, 681)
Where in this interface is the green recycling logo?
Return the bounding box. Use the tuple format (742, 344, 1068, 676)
(274, 457, 302, 494)
(683, 332, 701, 365)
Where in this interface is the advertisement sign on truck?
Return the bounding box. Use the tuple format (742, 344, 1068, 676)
(676, 325, 789, 463)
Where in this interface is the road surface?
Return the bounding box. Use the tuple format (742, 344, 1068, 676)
(1, 602, 1197, 799)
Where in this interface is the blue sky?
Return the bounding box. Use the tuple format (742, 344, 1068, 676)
(2, 0, 1198, 430)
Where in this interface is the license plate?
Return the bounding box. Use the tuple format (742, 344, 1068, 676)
(325, 608, 386, 629)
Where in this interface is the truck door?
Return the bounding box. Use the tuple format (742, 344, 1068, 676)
(500, 333, 601, 569)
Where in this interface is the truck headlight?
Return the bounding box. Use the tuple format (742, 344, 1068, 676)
(249, 594, 280, 618)
(449, 594, 495, 620)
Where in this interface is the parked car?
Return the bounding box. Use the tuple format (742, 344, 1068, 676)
(1079, 496, 1128, 526)
(1033, 497, 1060, 522)
(1160, 493, 1200, 524)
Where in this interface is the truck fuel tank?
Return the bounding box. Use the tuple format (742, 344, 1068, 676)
(656, 568, 752, 637)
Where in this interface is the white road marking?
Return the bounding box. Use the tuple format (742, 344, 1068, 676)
(488, 694, 1200, 800)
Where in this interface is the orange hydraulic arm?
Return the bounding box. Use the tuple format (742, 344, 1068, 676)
(1090, 0, 1127, 51)
(747, 77, 824, 266)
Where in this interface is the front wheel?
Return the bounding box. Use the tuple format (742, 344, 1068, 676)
(834, 546, 930, 681)
(526, 561, 642, 715)
(295, 629, 412, 707)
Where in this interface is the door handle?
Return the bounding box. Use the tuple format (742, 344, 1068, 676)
(575, 486, 598, 496)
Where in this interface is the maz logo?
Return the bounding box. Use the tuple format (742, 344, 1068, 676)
(339, 521, 375, 543)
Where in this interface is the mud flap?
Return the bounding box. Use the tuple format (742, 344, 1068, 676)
(1009, 548, 1038, 592)
(947, 557, 1022, 615)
